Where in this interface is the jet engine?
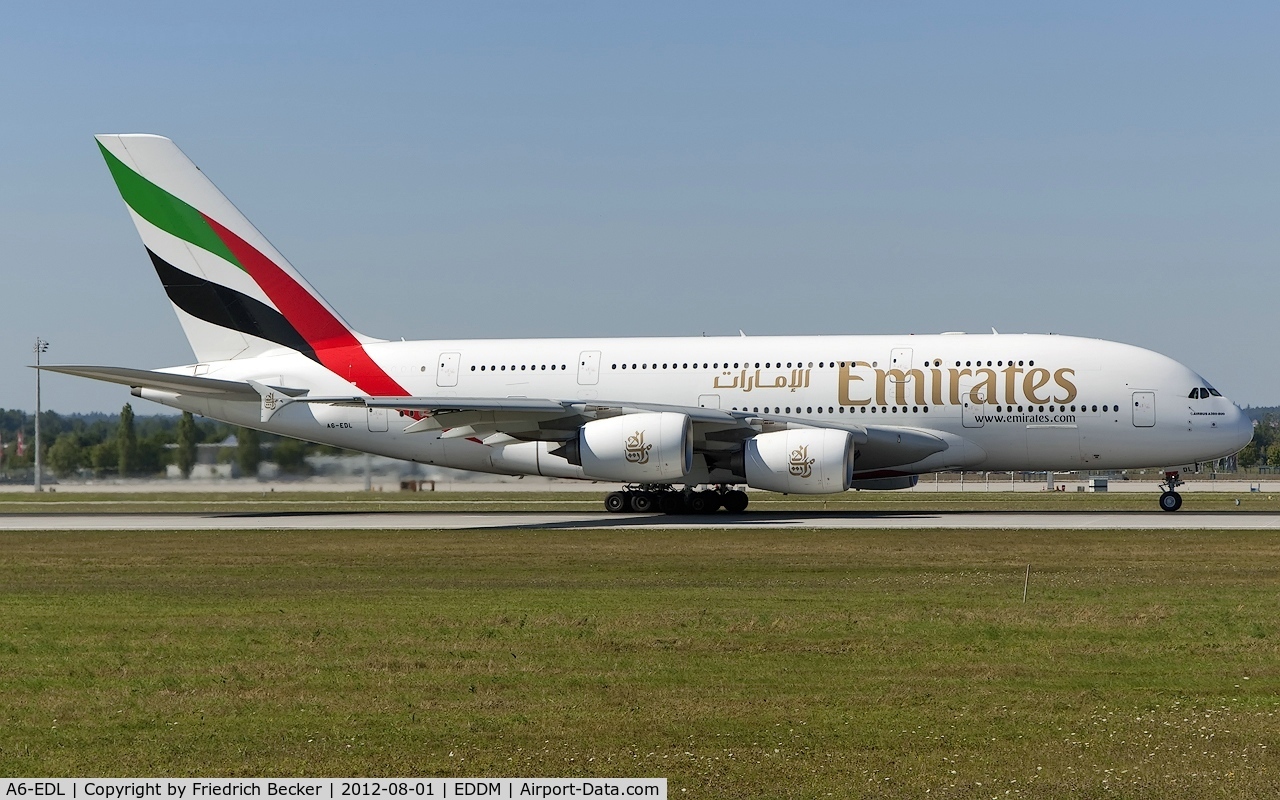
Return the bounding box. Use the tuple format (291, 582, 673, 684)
(558, 412, 693, 482)
(744, 428, 854, 494)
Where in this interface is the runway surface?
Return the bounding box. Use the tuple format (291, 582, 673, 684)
(1, 510, 1278, 531)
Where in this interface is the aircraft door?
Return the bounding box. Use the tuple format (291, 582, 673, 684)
(889, 347, 912, 374)
(577, 350, 601, 385)
(367, 407, 389, 432)
(959, 378, 984, 428)
(698, 394, 721, 409)
(961, 399, 984, 428)
(436, 352, 460, 387)
(1132, 391, 1156, 427)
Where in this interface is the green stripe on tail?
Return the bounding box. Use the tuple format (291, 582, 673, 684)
(97, 142, 243, 270)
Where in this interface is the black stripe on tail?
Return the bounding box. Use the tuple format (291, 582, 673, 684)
(148, 249, 319, 363)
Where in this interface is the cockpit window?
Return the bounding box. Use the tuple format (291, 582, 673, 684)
(1189, 388, 1200, 398)
(1189, 387, 1218, 399)
(1208, 388, 1221, 397)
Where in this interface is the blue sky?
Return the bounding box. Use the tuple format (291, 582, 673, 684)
(3, 2, 1278, 412)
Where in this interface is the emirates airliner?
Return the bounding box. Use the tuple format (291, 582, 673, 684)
(45, 135, 1252, 513)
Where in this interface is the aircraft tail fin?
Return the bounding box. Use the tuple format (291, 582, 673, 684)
(95, 134, 378, 365)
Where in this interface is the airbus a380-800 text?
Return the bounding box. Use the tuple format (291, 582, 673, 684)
(46, 135, 1253, 513)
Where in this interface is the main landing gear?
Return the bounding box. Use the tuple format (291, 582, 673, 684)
(604, 485, 750, 515)
(1159, 470, 1184, 512)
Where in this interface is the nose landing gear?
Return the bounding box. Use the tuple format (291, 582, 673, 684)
(1158, 470, 1184, 512)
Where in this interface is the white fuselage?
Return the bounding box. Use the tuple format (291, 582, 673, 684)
(138, 332, 1252, 484)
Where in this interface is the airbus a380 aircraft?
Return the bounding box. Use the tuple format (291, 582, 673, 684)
(46, 134, 1252, 513)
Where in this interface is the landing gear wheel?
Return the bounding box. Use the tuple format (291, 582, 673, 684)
(722, 490, 749, 514)
(1158, 470, 1185, 512)
(658, 493, 686, 514)
(629, 492, 655, 513)
(686, 492, 719, 514)
(604, 492, 628, 513)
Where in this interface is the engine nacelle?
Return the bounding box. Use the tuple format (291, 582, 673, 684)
(744, 428, 854, 494)
(575, 412, 693, 482)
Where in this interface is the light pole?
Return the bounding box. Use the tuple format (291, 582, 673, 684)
(33, 338, 48, 492)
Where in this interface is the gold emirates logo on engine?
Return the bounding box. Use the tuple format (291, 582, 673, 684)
(625, 431, 651, 464)
(788, 445, 815, 478)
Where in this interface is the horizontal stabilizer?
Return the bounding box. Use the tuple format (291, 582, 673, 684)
(39, 365, 271, 397)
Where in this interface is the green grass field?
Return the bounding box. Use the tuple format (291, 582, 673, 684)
(1, 526, 1277, 797)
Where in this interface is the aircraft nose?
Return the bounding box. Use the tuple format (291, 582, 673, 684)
(1228, 404, 1253, 452)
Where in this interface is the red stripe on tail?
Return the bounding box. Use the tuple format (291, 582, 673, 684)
(202, 214, 408, 397)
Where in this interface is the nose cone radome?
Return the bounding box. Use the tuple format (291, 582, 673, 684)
(1229, 404, 1254, 453)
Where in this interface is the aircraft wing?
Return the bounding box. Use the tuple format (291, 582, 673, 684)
(44, 365, 954, 472)
(289, 394, 950, 469)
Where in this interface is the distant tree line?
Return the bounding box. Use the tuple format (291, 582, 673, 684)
(0, 406, 338, 480)
(1237, 409, 1278, 470)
